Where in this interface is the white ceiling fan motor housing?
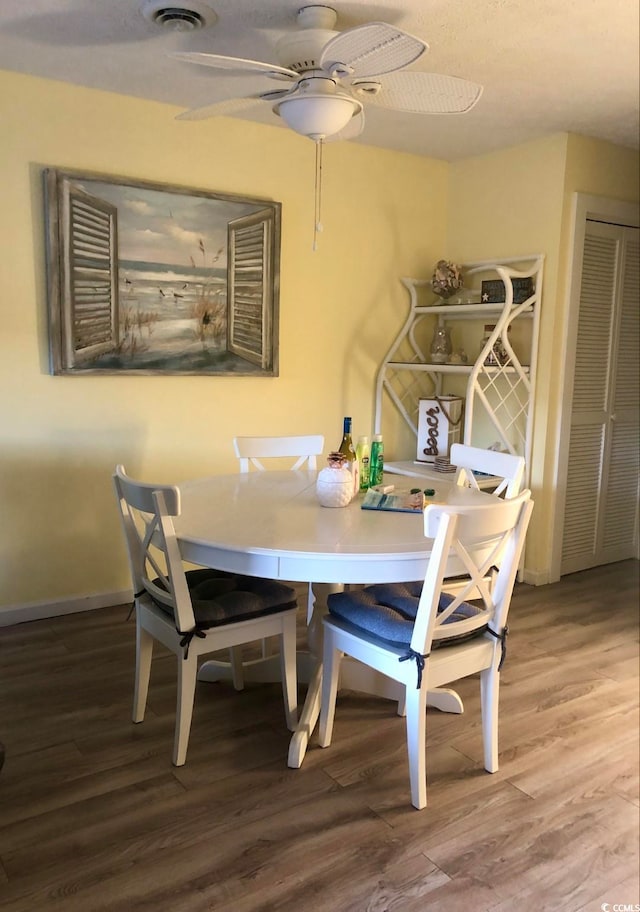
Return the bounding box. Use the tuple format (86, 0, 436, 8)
(275, 5, 339, 73)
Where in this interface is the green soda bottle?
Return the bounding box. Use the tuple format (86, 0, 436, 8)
(369, 434, 384, 487)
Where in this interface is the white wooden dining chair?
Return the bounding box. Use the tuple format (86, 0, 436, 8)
(395, 444, 527, 719)
(450, 443, 525, 498)
(233, 434, 325, 473)
(113, 465, 298, 767)
(318, 489, 533, 810)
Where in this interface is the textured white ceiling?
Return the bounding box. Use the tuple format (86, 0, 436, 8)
(1, 0, 638, 160)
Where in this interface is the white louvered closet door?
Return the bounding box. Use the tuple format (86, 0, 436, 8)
(561, 221, 639, 575)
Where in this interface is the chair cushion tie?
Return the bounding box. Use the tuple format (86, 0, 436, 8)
(487, 624, 509, 671)
(398, 649, 430, 689)
(127, 589, 147, 622)
(178, 623, 208, 659)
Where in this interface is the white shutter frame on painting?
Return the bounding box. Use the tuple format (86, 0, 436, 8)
(63, 184, 119, 367)
(227, 208, 275, 371)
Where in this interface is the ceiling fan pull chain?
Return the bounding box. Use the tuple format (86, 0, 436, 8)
(313, 139, 324, 252)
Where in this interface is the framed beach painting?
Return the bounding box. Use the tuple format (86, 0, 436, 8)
(44, 168, 281, 375)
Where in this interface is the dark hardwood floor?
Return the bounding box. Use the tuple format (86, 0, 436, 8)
(0, 561, 638, 912)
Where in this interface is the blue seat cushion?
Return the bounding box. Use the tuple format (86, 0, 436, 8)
(327, 581, 488, 648)
(151, 569, 296, 629)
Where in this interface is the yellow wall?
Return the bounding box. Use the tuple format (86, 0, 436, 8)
(0, 69, 448, 608)
(449, 133, 639, 581)
(1, 67, 638, 612)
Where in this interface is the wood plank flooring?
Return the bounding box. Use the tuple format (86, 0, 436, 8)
(0, 560, 638, 911)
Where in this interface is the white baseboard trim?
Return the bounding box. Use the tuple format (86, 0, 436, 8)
(522, 568, 551, 586)
(0, 589, 133, 627)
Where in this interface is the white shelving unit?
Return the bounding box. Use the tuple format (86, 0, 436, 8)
(374, 255, 544, 485)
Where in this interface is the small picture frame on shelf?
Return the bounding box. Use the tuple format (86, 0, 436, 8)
(481, 277, 534, 305)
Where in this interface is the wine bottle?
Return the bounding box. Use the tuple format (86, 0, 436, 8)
(338, 416, 358, 495)
(369, 434, 384, 487)
(338, 417, 356, 462)
(356, 436, 371, 491)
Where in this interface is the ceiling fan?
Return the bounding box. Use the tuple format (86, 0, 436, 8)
(171, 4, 483, 143)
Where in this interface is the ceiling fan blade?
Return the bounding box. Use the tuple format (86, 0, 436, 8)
(319, 23, 426, 78)
(357, 72, 483, 114)
(171, 52, 298, 82)
(323, 110, 366, 143)
(176, 90, 291, 122)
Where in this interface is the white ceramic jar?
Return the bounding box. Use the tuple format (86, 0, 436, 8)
(316, 453, 354, 508)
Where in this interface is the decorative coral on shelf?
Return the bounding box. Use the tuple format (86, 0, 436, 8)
(431, 260, 464, 299)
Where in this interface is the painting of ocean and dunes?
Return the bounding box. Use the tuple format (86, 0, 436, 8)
(45, 170, 281, 376)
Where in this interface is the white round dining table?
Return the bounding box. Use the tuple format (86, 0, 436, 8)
(174, 469, 489, 766)
(174, 469, 475, 584)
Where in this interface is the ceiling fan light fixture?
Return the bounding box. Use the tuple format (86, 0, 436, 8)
(274, 92, 361, 141)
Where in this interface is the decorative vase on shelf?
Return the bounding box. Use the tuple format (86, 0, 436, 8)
(316, 452, 354, 508)
(430, 324, 453, 364)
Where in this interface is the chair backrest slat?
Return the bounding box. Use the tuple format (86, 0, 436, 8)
(113, 465, 195, 632)
(411, 491, 533, 656)
(450, 443, 525, 498)
(233, 435, 324, 473)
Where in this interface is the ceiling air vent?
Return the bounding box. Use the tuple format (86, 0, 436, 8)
(141, 0, 217, 31)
